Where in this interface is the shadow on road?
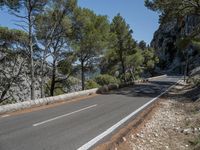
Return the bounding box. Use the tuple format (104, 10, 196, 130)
(162, 84, 200, 102)
(101, 80, 182, 99)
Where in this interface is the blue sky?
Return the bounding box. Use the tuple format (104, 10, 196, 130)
(78, 0, 159, 44)
(0, 0, 159, 44)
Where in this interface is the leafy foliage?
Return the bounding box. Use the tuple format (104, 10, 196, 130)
(138, 40, 147, 50)
(143, 48, 159, 70)
(85, 80, 100, 90)
(72, 7, 110, 90)
(94, 74, 120, 86)
(0, 26, 28, 45)
(145, 0, 200, 24)
(109, 14, 136, 80)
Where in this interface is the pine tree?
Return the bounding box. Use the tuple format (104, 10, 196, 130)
(72, 8, 110, 90)
(110, 14, 134, 81)
(0, 0, 48, 100)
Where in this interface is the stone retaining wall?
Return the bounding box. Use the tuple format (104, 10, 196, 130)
(0, 88, 98, 114)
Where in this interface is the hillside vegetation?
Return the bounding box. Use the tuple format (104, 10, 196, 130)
(0, 0, 158, 104)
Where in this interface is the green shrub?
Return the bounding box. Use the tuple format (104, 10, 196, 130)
(97, 85, 109, 94)
(94, 74, 120, 86)
(188, 76, 200, 86)
(85, 80, 100, 89)
(45, 80, 65, 96)
(0, 99, 17, 105)
(54, 87, 65, 96)
(195, 79, 200, 86)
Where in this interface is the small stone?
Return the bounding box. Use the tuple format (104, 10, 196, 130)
(165, 146, 169, 149)
(115, 148, 118, 150)
(185, 145, 189, 147)
(122, 137, 126, 142)
(140, 134, 144, 138)
(175, 127, 180, 131)
(186, 117, 192, 121)
(180, 145, 185, 148)
(150, 140, 153, 143)
(131, 134, 134, 139)
(154, 133, 158, 137)
(182, 128, 193, 135)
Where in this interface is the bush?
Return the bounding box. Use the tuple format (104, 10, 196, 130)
(188, 75, 200, 86)
(96, 85, 109, 94)
(94, 74, 120, 86)
(193, 79, 200, 86)
(85, 80, 100, 89)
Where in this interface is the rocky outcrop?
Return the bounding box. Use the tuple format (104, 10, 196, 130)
(151, 20, 179, 68)
(0, 51, 82, 104)
(0, 53, 49, 103)
(151, 16, 200, 72)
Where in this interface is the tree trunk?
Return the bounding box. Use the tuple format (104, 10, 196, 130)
(50, 59, 56, 96)
(81, 60, 85, 90)
(120, 51, 126, 81)
(184, 53, 189, 82)
(40, 45, 49, 98)
(130, 69, 135, 81)
(119, 42, 126, 82)
(121, 59, 126, 80)
(28, 2, 35, 100)
(40, 59, 45, 98)
(0, 85, 11, 103)
(30, 40, 35, 100)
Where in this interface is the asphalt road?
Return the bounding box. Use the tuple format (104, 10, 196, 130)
(0, 76, 181, 150)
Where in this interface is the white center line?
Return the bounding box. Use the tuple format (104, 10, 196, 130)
(33, 104, 97, 127)
(77, 79, 181, 150)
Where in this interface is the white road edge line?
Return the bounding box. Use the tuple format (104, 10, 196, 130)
(33, 104, 97, 127)
(77, 79, 182, 150)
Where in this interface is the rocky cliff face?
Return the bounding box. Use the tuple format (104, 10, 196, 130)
(151, 15, 200, 73)
(0, 51, 81, 104)
(0, 52, 48, 103)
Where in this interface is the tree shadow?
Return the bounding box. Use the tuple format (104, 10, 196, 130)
(102, 80, 181, 99)
(162, 85, 200, 102)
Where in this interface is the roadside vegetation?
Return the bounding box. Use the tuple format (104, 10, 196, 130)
(0, 0, 159, 104)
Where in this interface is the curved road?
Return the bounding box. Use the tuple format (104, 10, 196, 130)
(0, 76, 180, 150)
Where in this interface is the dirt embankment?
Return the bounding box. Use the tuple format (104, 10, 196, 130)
(95, 83, 200, 150)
